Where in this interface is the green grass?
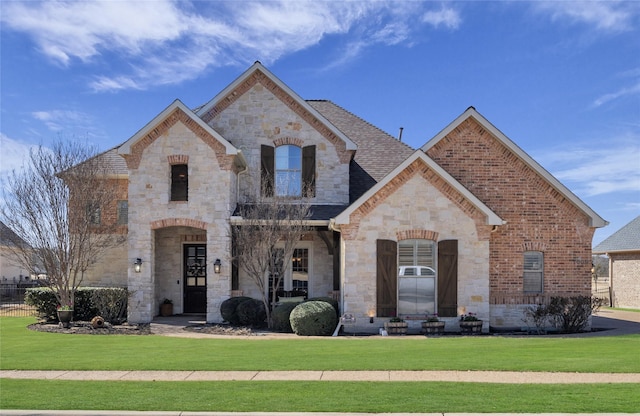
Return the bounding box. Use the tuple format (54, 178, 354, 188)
(2, 317, 639, 372)
(1, 379, 639, 413)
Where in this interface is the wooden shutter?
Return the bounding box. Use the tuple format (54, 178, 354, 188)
(302, 145, 316, 197)
(437, 239, 458, 317)
(376, 239, 397, 317)
(260, 145, 274, 197)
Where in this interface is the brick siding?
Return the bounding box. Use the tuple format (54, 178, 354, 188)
(426, 117, 595, 303)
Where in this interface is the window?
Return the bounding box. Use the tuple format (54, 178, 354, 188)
(291, 248, 309, 293)
(524, 251, 543, 293)
(86, 203, 101, 225)
(117, 200, 128, 225)
(275, 145, 301, 196)
(397, 239, 436, 315)
(171, 164, 188, 201)
(268, 247, 310, 302)
(261, 144, 315, 197)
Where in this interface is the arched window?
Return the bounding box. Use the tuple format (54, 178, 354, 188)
(275, 145, 301, 196)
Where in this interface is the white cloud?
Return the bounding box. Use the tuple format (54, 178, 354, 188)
(0, 134, 38, 174)
(538, 138, 640, 197)
(0, 0, 461, 92)
(422, 6, 462, 30)
(592, 81, 640, 108)
(31, 110, 94, 133)
(533, 1, 638, 32)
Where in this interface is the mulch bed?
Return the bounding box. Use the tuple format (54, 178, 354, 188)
(28, 321, 151, 335)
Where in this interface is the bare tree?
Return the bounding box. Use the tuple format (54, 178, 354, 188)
(0, 140, 124, 309)
(231, 186, 312, 328)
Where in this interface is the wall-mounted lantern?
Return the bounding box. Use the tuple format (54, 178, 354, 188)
(213, 258, 221, 274)
(134, 258, 142, 273)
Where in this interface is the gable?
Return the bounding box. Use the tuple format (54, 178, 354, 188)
(117, 99, 242, 171)
(196, 62, 357, 164)
(334, 151, 503, 231)
(422, 107, 607, 228)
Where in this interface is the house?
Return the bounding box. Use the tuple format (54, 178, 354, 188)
(593, 216, 640, 309)
(0, 221, 32, 284)
(83, 62, 607, 332)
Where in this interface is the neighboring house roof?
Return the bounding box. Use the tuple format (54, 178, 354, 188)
(196, 62, 357, 152)
(593, 215, 640, 254)
(421, 107, 608, 228)
(333, 150, 505, 227)
(0, 221, 29, 248)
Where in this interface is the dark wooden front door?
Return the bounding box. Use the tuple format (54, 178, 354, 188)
(184, 244, 206, 313)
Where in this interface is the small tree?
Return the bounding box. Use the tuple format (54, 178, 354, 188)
(231, 184, 312, 328)
(0, 140, 124, 310)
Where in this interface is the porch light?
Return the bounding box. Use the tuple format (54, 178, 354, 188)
(134, 258, 142, 273)
(368, 309, 375, 324)
(213, 259, 221, 274)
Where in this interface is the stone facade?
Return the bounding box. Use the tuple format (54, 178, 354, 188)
(208, 83, 350, 205)
(83, 63, 604, 330)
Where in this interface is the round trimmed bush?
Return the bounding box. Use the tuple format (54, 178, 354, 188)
(236, 298, 267, 327)
(305, 296, 339, 318)
(220, 296, 252, 325)
(272, 302, 301, 333)
(290, 300, 338, 336)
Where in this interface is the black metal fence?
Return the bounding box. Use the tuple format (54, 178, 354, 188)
(0, 284, 37, 317)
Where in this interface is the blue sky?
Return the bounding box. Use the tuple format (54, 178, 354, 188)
(1, 0, 638, 246)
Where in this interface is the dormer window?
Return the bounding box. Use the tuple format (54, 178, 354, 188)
(171, 164, 188, 201)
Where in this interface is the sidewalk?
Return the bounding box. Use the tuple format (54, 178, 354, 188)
(2, 369, 639, 383)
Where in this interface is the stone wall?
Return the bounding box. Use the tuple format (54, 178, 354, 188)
(341, 172, 491, 334)
(208, 83, 350, 204)
(126, 121, 234, 323)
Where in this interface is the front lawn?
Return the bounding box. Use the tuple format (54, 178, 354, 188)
(1, 379, 639, 413)
(2, 317, 639, 372)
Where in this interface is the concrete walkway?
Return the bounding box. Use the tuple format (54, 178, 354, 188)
(1, 369, 639, 383)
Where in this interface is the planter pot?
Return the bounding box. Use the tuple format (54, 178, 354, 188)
(384, 321, 408, 335)
(57, 310, 73, 328)
(160, 303, 173, 317)
(422, 321, 445, 335)
(459, 320, 483, 334)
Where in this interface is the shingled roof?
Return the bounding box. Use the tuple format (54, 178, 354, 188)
(593, 215, 640, 253)
(0, 221, 29, 248)
(307, 100, 414, 202)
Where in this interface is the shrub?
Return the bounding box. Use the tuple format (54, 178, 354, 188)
(272, 302, 300, 333)
(220, 296, 252, 325)
(290, 300, 338, 336)
(89, 287, 128, 324)
(305, 296, 339, 318)
(236, 298, 267, 327)
(548, 295, 604, 333)
(25, 287, 128, 323)
(25, 288, 58, 321)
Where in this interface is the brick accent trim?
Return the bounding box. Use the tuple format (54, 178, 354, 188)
(150, 218, 207, 230)
(273, 137, 304, 147)
(397, 229, 439, 241)
(122, 107, 234, 171)
(522, 241, 547, 252)
(342, 158, 489, 240)
(167, 155, 189, 165)
(200, 69, 353, 164)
